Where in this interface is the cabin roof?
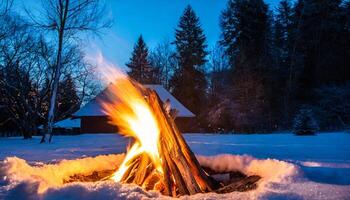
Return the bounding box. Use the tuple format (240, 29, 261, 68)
(73, 84, 195, 118)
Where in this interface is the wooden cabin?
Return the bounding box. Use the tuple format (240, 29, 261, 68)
(72, 84, 196, 133)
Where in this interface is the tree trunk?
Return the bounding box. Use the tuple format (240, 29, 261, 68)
(41, 0, 69, 143)
(41, 32, 63, 143)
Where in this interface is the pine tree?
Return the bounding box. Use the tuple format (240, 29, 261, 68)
(274, 0, 296, 127)
(220, 0, 273, 132)
(220, 0, 270, 70)
(170, 5, 208, 116)
(290, 0, 350, 130)
(149, 39, 177, 89)
(295, 0, 346, 102)
(0, 62, 38, 138)
(56, 75, 80, 120)
(275, 0, 293, 69)
(126, 35, 156, 84)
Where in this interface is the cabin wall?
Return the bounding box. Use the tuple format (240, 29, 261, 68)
(52, 128, 81, 135)
(80, 116, 118, 133)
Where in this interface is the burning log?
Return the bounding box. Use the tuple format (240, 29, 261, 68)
(114, 88, 219, 196)
(99, 75, 260, 197)
(63, 169, 116, 183)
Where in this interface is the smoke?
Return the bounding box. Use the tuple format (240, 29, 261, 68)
(84, 47, 128, 86)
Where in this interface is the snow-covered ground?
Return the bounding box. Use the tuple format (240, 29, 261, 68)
(0, 132, 349, 199)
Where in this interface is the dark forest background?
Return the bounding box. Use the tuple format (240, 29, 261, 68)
(1, 0, 350, 137)
(127, 0, 350, 133)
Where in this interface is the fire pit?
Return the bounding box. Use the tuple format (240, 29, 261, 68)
(87, 72, 261, 197)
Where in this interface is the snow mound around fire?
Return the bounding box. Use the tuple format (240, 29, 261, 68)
(197, 154, 299, 184)
(0, 154, 300, 200)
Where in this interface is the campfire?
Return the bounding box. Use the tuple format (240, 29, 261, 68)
(98, 72, 260, 197)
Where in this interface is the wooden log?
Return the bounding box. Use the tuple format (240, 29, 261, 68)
(157, 138, 173, 196)
(167, 113, 219, 191)
(162, 97, 217, 192)
(146, 90, 217, 194)
(63, 169, 116, 183)
(122, 157, 140, 183)
(159, 136, 189, 196)
(133, 154, 152, 185)
(143, 170, 162, 191)
(215, 175, 261, 193)
(147, 93, 199, 193)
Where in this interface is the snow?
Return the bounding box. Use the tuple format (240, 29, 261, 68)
(1, 132, 350, 199)
(73, 84, 195, 118)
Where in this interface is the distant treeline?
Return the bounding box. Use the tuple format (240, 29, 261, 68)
(1, 0, 350, 137)
(127, 0, 350, 133)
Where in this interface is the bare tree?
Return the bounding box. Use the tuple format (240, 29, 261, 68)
(149, 39, 177, 89)
(0, 14, 42, 138)
(0, 8, 104, 138)
(25, 0, 111, 143)
(207, 44, 229, 98)
(55, 46, 102, 120)
(0, 0, 13, 42)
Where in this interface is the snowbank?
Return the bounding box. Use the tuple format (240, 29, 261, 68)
(1, 133, 349, 199)
(1, 154, 124, 194)
(1, 154, 301, 200)
(197, 154, 299, 185)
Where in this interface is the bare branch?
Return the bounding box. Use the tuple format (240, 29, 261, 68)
(0, 0, 13, 16)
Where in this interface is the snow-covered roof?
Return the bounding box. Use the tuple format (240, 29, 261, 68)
(54, 118, 80, 128)
(73, 84, 195, 118)
(55, 118, 81, 128)
(37, 118, 81, 129)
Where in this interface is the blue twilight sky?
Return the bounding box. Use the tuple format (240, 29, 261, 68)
(15, 0, 281, 69)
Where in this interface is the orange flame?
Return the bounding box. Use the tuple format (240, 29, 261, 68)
(99, 67, 163, 182)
